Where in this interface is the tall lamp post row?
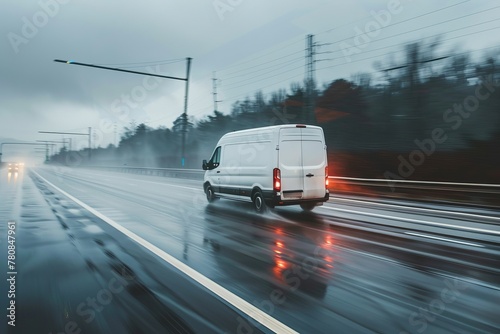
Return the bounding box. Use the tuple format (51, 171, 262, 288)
(3, 55, 192, 166)
(0, 129, 90, 163)
(0, 142, 50, 163)
(38, 128, 91, 161)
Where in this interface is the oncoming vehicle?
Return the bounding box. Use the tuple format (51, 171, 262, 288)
(202, 124, 329, 212)
(8, 163, 19, 172)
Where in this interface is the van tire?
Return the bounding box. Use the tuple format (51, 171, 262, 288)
(206, 185, 216, 203)
(300, 203, 316, 211)
(252, 191, 267, 213)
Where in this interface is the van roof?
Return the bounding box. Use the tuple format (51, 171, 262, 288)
(224, 124, 322, 136)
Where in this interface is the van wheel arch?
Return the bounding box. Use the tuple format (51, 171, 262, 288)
(251, 188, 267, 213)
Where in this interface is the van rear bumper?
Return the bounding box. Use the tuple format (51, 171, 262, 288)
(263, 191, 329, 207)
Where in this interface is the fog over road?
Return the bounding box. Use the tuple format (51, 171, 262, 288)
(1, 166, 499, 333)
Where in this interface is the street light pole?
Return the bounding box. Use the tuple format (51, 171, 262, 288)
(181, 57, 192, 167)
(0, 142, 49, 163)
(36, 140, 67, 160)
(54, 58, 192, 167)
(88, 127, 91, 161)
(62, 138, 72, 150)
(39, 130, 91, 162)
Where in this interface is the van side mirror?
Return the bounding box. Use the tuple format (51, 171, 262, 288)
(202, 159, 208, 170)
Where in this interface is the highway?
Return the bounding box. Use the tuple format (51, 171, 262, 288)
(1, 166, 499, 333)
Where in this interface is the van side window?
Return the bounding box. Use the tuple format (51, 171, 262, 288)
(209, 146, 221, 168)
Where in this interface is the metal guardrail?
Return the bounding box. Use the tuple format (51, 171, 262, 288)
(330, 176, 500, 207)
(84, 166, 500, 206)
(85, 165, 205, 180)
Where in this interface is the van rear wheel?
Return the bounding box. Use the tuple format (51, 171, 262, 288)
(300, 203, 316, 211)
(252, 191, 267, 213)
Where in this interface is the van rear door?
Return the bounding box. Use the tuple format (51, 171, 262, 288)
(279, 126, 326, 200)
(301, 127, 327, 199)
(279, 127, 304, 199)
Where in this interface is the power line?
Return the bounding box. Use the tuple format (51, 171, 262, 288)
(326, 5, 500, 50)
(193, 3, 484, 108)
(212, 3, 485, 107)
(216, 35, 305, 72)
(205, 3, 477, 118)
(321, 0, 471, 35)
(215, 2, 493, 90)
(213, 1, 471, 82)
(316, 25, 500, 72)
(322, 23, 500, 63)
(221, 34, 329, 93)
(222, 56, 304, 85)
(316, 24, 500, 70)
(223, 63, 304, 92)
(318, 44, 500, 82)
(221, 50, 304, 78)
(322, 0, 471, 41)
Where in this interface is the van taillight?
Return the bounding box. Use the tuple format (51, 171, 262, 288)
(325, 166, 329, 187)
(273, 168, 281, 192)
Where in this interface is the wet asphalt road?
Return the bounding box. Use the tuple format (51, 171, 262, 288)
(1, 165, 499, 334)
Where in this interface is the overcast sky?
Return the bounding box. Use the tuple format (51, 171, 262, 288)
(1, 0, 499, 161)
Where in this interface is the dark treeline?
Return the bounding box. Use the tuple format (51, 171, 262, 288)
(50, 41, 500, 183)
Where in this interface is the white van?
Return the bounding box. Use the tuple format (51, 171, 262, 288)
(202, 124, 329, 212)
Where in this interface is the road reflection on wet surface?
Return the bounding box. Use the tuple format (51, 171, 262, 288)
(1, 166, 498, 333)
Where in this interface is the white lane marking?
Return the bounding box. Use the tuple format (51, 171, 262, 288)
(327, 196, 500, 221)
(320, 206, 500, 236)
(32, 170, 297, 334)
(404, 232, 484, 248)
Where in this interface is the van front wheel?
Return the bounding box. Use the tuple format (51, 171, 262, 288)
(252, 191, 267, 213)
(206, 185, 216, 203)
